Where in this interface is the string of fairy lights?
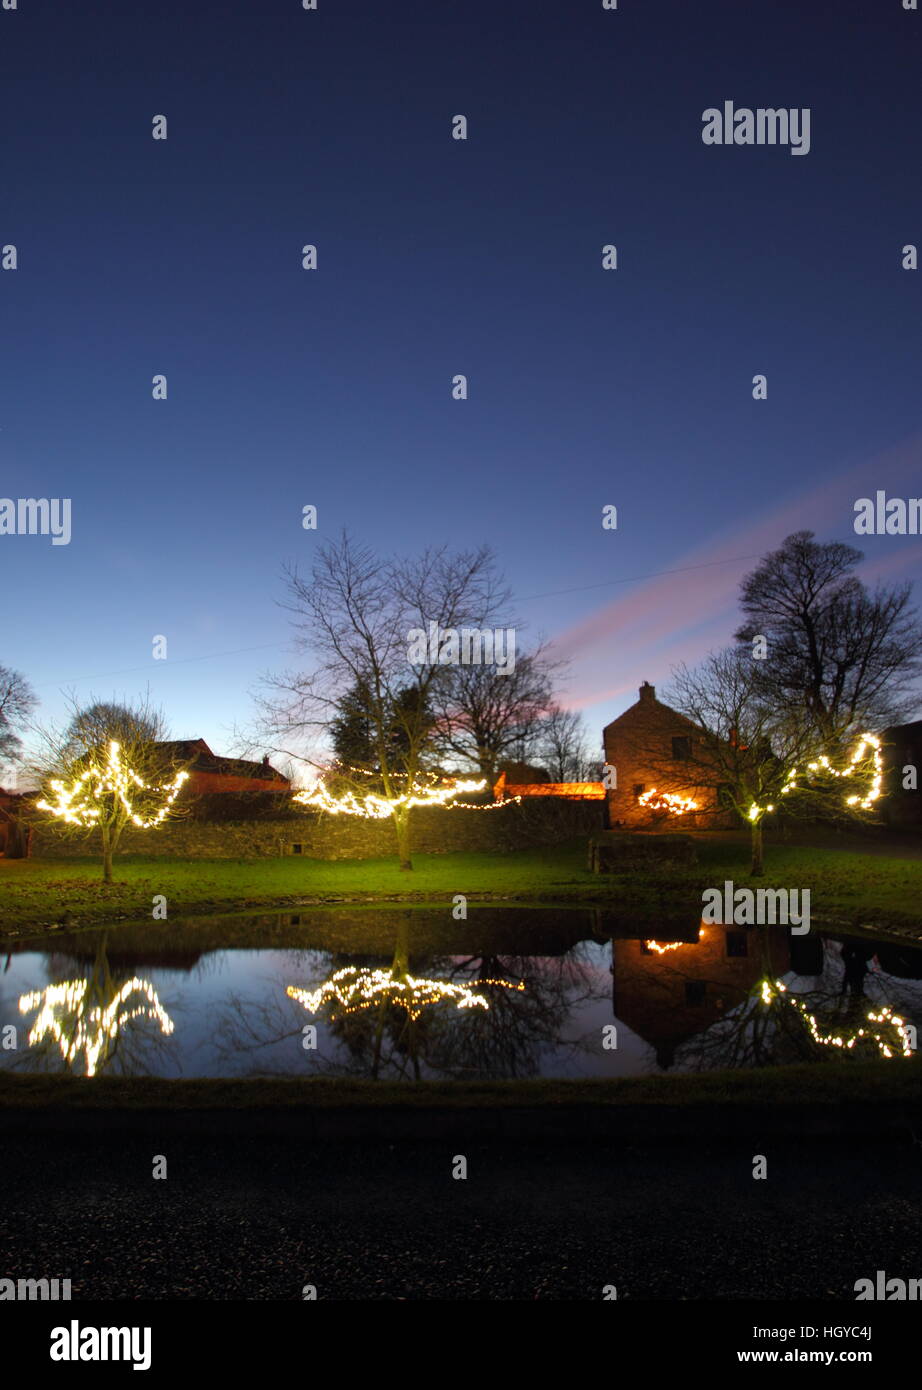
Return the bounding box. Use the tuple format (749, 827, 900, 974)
(287, 967, 525, 1021)
(759, 978, 913, 1059)
(18, 977, 174, 1077)
(36, 740, 189, 829)
(637, 788, 700, 816)
(747, 732, 882, 821)
(636, 734, 882, 822)
(292, 777, 493, 819)
(32, 729, 882, 831)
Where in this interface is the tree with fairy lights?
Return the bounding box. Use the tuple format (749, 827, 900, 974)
(252, 533, 514, 870)
(664, 649, 882, 874)
(33, 697, 190, 882)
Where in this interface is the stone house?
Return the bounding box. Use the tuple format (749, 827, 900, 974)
(880, 719, 922, 826)
(602, 681, 733, 829)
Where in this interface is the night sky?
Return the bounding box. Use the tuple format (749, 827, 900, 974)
(3, 0, 920, 765)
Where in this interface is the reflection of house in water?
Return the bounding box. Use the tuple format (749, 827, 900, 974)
(611, 924, 792, 1068)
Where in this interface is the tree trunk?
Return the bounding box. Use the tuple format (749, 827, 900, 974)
(750, 818, 764, 876)
(101, 819, 124, 883)
(393, 806, 413, 871)
(101, 823, 113, 883)
(5, 814, 26, 859)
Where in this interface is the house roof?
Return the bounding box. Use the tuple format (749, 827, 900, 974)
(154, 739, 290, 784)
(602, 682, 700, 738)
(884, 720, 922, 739)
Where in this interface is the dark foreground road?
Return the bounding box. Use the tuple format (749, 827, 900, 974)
(2, 1131, 921, 1299)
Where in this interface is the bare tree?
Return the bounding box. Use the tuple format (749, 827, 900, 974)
(430, 647, 556, 785)
(254, 532, 511, 870)
(736, 531, 922, 743)
(59, 700, 165, 766)
(0, 665, 37, 773)
(535, 703, 594, 781)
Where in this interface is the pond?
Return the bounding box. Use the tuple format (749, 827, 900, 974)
(1, 906, 920, 1080)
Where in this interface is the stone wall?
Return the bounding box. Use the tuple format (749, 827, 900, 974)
(31, 796, 605, 861)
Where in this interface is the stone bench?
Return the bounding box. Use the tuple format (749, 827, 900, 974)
(588, 832, 698, 872)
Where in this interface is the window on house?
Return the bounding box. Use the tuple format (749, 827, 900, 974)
(725, 931, 748, 958)
(291, 843, 303, 855)
(717, 782, 733, 808)
(685, 981, 706, 1005)
(633, 783, 645, 799)
(672, 736, 691, 761)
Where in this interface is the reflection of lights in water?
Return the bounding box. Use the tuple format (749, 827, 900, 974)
(18, 977, 174, 1076)
(36, 740, 188, 828)
(637, 789, 699, 815)
(759, 978, 913, 1058)
(287, 968, 525, 1022)
(644, 927, 703, 954)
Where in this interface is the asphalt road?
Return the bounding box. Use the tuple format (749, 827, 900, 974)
(3, 1132, 921, 1300)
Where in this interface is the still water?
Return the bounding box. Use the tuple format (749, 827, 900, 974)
(1, 906, 919, 1080)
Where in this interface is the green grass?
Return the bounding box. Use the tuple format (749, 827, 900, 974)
(0, 845, 597, 931)
(1, 837, 921, 935)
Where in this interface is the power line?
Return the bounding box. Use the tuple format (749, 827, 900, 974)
(32, 553, 761, 690)
(518, 552, 762, 603)
(34, 642, 287, 690)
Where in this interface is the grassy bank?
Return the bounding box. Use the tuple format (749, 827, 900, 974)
(1, 838, 921, 936)
(0, 1061, 919, 1110)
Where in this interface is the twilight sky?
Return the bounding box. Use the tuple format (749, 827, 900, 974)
(2, 0, 920, 769)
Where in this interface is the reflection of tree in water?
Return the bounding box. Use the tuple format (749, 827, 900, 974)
(675, 930, 914, 1070)
(207, 948, 324, 1075)
(418, 947, 601, 1080)
(15, 933, 175, 1077)
(290, 915, 536, 1081)
(211, 916, 604, 1081)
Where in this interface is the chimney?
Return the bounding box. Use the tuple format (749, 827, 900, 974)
(639, 681, 655, 704)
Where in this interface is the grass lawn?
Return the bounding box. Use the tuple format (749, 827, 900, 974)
(1, 1061, 919, 1116)
(1, 837, 921, 935)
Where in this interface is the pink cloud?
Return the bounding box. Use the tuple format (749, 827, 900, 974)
(548, 433, 922, 720)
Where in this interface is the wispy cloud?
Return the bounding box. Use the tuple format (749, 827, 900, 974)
(551, 433, 922, 718)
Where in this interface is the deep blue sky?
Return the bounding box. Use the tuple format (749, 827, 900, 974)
(2, 0, 920, 769)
